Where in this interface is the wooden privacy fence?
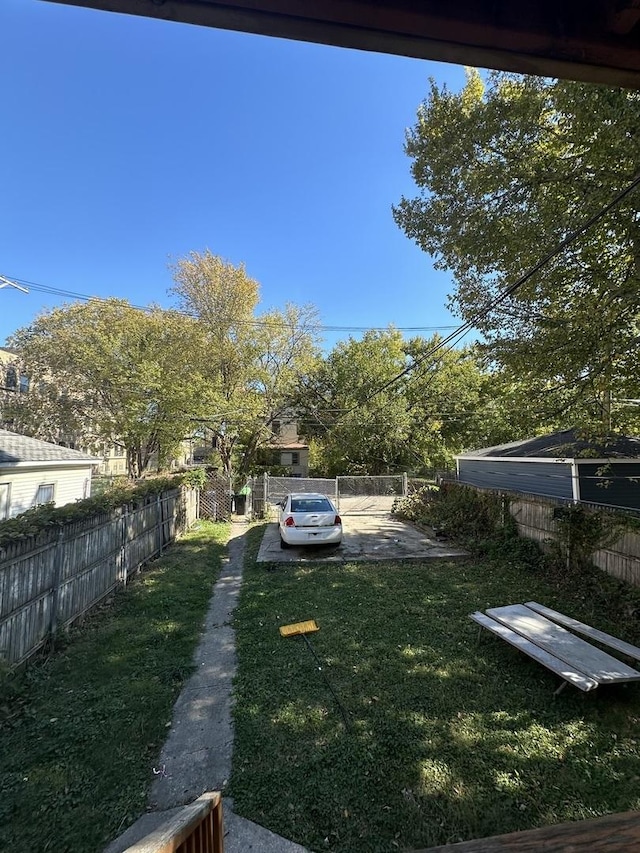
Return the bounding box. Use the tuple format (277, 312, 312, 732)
(509, 494, 640, 587)
(446, 481, 640, 589)
(0, 486, 198, 669)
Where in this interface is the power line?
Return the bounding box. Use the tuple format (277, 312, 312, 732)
(2, 274, 458, 335)
(337, 169, 640, 418)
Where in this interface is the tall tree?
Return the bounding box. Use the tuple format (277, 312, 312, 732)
(297, 329, 414, 475)
(170, 250, 320, 481)
(404, 338, 499, 468)
(297, 330, 555, 474)
(8, 300, 209, 477)
(393, 71, 640, 434)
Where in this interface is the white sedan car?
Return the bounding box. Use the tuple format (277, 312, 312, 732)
(278, 493, 343, 549)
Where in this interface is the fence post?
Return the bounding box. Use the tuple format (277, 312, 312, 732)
(49, 526, 65, 642)
(157, 493, 164, 556)
(402, 472, 408, 496)
(121, 504, 129, 586)
(263, 471, 268, 517)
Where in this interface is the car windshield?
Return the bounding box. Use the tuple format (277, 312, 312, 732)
(290, 498, 333, 513)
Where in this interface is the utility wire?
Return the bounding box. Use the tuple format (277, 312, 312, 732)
(337, 170, 640, 418)
(1, 274, 457, 335)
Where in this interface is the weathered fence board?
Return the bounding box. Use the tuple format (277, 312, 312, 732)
(451, 482, 640, 589)
(0, 487, 198, 668)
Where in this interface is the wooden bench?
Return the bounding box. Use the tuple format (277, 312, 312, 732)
(469, 611, 598, 693)
(525, 601, 640, 663)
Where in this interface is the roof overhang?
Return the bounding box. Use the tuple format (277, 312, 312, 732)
(456, 455, 640, 463)
(42, 0, 640, 88)
(0, 458, 101, 469)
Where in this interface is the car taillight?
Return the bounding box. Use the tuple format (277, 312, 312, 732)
(284, 516, 296, 527)
(334, 515, 342, 525)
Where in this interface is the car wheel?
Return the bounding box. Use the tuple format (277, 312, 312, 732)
(280, 535, 290, 549)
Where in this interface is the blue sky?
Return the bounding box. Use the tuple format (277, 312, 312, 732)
(2, 0, 468, 350)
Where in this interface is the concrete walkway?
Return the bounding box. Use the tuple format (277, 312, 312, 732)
(105, 520, 308, 853)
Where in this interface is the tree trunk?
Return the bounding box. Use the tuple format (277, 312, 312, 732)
(217, 434, 235, 478)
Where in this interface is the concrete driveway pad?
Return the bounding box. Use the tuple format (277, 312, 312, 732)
(257, 496, 466, 562)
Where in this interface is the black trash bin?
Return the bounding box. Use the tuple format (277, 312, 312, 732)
(234, 493, 246, 515)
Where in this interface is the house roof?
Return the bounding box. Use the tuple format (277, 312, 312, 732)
(0, 347, 17, 367)
(0, 430, 100, 466)
(266, 441, 308, 450)
(45, 0, 640, 89)
(457, 429, 640, 460)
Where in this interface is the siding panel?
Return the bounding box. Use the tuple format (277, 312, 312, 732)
(578, 462, 640, 510)
(458, 460, 573, 499)
(0, 465, 93, 518)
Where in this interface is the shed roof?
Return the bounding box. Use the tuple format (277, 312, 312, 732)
(458, 429, 640, 460)
(0, 430, 100, 466)
(265, 441, 308, 450)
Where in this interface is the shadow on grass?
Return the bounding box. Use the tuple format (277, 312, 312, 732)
(0, 520, 231, 853)
(230, 525, 640, 852)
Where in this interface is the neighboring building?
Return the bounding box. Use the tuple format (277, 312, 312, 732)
(0, 348, 130, 476)
(264, 416, 309, 477)
(0, 429, 100, 519)
(97, 441, 128, 476)
(0, 347, 28, 428)
(456, 429, 640, 510)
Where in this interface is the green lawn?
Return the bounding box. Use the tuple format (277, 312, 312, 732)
(0, 520, 229, 853)
(230, 525, 640, 852)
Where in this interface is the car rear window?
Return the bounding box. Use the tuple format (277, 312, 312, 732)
(291, 498, 333, 512)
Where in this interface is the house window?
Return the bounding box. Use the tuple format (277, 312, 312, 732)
(35, 484, 55, 505)
(5, 366, 17, 390)
(0, 483, 10, 520)
(281, 451, 300, 466)
(272, 421, 281, 436)
(19, 374, 29, 393)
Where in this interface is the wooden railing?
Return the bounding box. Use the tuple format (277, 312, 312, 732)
(414, 807, 640, 851)
(123, 792, 223, 853)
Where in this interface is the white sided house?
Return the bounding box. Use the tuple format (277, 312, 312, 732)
(0, 429, 100, 520)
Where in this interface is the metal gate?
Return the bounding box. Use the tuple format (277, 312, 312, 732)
(247, 473, 407, 518)
(248, 474, 337, 518)
(336, 474, 407, 515)
(266, 475, 337, 504)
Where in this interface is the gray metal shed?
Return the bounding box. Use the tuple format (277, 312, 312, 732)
(456, 429, 640, 510)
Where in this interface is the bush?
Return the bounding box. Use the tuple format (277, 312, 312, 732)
(551, 504, 625, 571)
(392, 486, 438, 526)
(0, 474, 194, 548)
(395, 482, 506, 540)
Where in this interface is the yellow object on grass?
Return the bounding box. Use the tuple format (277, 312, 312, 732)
(279, 619, 319, 637)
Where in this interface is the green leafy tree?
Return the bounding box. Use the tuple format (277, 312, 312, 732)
(170, 250, 320, 483)
(297, 329, 554, 474)
(8, 300, 210, 477)
(297, 329, 414, 475)
(394, 71, 640, 434)
(404, 338, 498, 468)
